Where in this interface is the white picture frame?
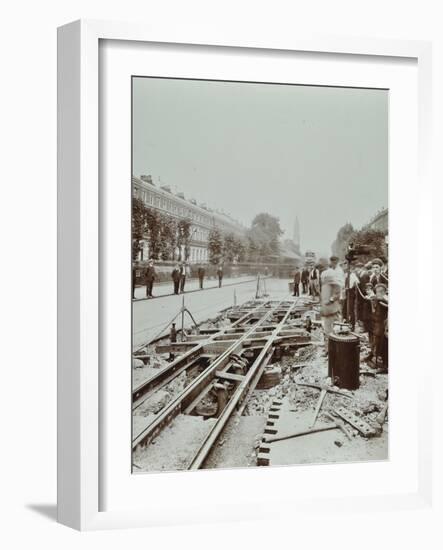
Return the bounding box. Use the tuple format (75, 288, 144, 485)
(57, 19, 433, 531)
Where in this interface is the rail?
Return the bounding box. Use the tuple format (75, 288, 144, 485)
(132, 298, 299, 450)
(187, 298, 300, 469)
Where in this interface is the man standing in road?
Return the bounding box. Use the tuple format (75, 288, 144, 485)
(145, 259, 156, 298)
(343, 261, 360, 329)
(198, 265, 205, 289)
(171, 264, 181, 295)
(132, 261, 139, 300)
(301, 267, 309, 294)
(293, 267, 301, 297)
(329, 255, 345, 288)
(309, 265, 320, 298)
(217, 265, 224, 288)
(320, 268, 342, 354)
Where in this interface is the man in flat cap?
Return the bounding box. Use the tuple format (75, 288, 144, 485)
(370, 259, 385, 288)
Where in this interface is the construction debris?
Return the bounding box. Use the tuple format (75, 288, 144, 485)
(132, 294, 388, 472)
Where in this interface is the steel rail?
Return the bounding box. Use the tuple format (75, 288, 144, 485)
(132, 301, 270, 411)
(187, 298, 299, 470)
(132, 300, 291, 449)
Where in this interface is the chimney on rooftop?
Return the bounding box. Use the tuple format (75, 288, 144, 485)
(140, 175, 154, 185)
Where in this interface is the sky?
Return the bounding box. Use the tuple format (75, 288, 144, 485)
(133, 77, 388, 257)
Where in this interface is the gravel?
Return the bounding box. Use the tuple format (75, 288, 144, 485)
(133, 415, 216, 472)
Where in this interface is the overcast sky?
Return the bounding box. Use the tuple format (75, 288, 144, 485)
(133, 77, 388, 257)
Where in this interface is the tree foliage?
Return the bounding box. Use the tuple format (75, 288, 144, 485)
(331, 222, 355, 260)
(132, 199, 193, 262)
(247, 213, 283, 262)
(132, 197, 146, 261)
(233, 237, 247, 262)
(223, 233, 236, 263)
(351, 228, 387, 263)
(331, 222, 387, 264)
(145, 208, 162, 259)
(208, 228, 223, 265)
(159, 216, 179, 261)
(132, 201, 287, 266)
(177, 218, 192, 260)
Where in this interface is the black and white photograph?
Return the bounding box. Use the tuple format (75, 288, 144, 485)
(4, 0, 440, 542)
(131, 76, 389, 472)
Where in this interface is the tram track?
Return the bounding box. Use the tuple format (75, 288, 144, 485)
(132, 296, 314, 469)
(187, 299, 299, 470)
(132, 300, 272, 411)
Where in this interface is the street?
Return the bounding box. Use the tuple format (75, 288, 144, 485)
(132, 276, 290, 349)
(133, 274, 257, 300)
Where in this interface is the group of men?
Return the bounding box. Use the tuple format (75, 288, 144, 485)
(345, 259, 389, 371)
(292, 265, 329, 297)
(170, 262, 191, 295)
(293, 255, 389, 372)
(132, 260, 224, 299)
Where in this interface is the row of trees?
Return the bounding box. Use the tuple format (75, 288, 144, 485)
(331, 221, 388, 263)
(207, 229, 244, 265)
(132, 198, 191, 261)
(133, 198, 284, 265)
(207, 213, 283, 265)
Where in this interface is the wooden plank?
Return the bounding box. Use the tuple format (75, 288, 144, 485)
(155, 342, 200, 353)
(215, 371, 245, 383)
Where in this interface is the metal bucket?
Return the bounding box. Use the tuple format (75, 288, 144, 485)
(328, 332, 360, 390)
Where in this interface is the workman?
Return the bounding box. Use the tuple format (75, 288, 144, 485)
(320, 268, 342, 354)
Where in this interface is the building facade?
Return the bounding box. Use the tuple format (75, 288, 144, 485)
(132, 175, 246, 263)
(364, 208, 388, 233)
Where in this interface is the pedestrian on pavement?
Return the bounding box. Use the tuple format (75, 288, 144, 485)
(293, 267, 301, 297)
(171, 263, 181, 295)
(145, 259, 156, 298)
(301, 267, 309, 294)
(132, 261, 139, 300)
(197, 265, 205, 289)
(217, 265, 224, 288)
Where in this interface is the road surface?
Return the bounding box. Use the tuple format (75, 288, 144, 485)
(133, 274, 257, 300)
(132, 277, 292, 350)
